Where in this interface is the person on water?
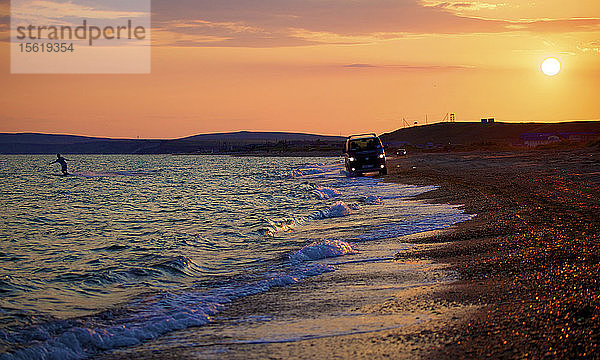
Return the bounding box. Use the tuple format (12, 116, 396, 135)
(50, 153, 70, 175)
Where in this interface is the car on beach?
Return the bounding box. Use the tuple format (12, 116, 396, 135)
(344, 133, 387, 176)
(396, 149, 407, 156)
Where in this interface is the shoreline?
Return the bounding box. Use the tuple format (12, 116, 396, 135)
(97, 149, 600, 359)
(98, 230, 478, 360)
(388, 149, 600, 358)
(97, 160, 481, 360)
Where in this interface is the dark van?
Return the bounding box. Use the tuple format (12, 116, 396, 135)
(344, 134, 387, 176)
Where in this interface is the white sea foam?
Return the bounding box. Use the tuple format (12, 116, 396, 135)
(287, 167, 326, 178)
(314, 186, 342, 200)
(287, 164, 342, 178)
(0, 264, 335, 360)
(261, 218, 298, 237)
(314, 201, 353, 219)
(364, 195, 382, 205)
(289, 240, 355, 262)
(355, 212, 475, 242)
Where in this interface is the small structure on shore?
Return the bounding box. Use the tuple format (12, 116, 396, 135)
(520, 132, 597, 147)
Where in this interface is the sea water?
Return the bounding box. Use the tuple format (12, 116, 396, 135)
(0, 155, 473, 359)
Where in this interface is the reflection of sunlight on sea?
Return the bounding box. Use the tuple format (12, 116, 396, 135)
(0, 155, 473, 359)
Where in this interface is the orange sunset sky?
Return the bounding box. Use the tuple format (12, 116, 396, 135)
(1, 0, 599, 138)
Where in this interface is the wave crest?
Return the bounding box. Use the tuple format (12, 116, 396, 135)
(289, 240, 355, 262)
(314, 201, 353, 219)
(314, 186, 342, 200)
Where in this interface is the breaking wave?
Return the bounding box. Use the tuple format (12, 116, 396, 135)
(289, 240, 355, 262)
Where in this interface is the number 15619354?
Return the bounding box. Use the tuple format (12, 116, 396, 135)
(19, 43, 74, 53)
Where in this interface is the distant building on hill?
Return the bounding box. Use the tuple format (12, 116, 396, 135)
(520, 132, 597, 147)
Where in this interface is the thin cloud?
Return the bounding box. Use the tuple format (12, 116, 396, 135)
(344, 64, 378, 68)
(516, 18, 600, 33)
(148, 0, 600, 47)
(156, 20, 311, 47)
(423, 1, 505, 11)
(288, 28, 389, 45)
(167, 19, 263, 34)
(151, 28, 230, 47)
(13, 0, 147, 22)
(0, 1, 8, 17)
(343, 63, 474, 71)
(0, 22, 7, 41)
(578, 40, 600, 53)
(151, 17, 600, 47)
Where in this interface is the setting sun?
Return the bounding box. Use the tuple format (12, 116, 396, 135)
(541, 57, 561, 76)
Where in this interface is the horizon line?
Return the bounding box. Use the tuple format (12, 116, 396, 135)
(1, 119, 599, 140)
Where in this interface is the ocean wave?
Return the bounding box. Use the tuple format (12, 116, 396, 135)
(313, 201, 354, 219)
(0, 264, 334, 360)
(287, 167, 325, 178)
(313, 186, 342, 200)
(289, 240, 355, 262)
(363, 195, 382, 205)
(91, 244, 130, 252)
(46, 256, 204, 289)
(287, 164, 342, 178)
(151, 255, 204, 277)
(259, 218, 299, 237)
(71, 170, 158, 178)
(0, 279, 14, 294)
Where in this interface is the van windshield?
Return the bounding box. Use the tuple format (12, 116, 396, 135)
(348, 138, 381, 151)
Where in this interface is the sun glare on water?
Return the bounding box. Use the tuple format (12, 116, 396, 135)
(541, 58, 561, 76)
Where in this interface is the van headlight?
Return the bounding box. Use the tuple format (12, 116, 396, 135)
(349, 157, 356, 162)
(378, 154, 385, 159)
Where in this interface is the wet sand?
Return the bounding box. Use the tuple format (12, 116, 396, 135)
(99, 149, 600, 359)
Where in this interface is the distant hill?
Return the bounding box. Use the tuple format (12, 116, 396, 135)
(0, 132, 345, 154)
(0, 133, 106, 145)
(380, 121, 600, 148)
(0, 133, 162, 154)
(181, 131, 343, 142)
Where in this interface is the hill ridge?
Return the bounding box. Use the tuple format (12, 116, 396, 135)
(0, 131, 345, 154)
(380, 121, 600, 147)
